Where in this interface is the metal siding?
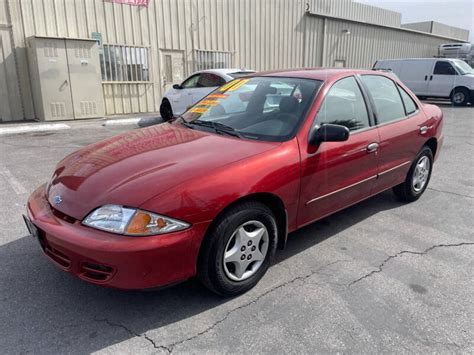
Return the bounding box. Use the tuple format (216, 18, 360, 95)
(1, 0, 469, 121)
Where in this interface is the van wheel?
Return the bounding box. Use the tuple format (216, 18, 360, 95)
(198, 201, 277, 296)
(393, 146, 433, 202)
(160, 99, 174, 121)
(451, 88, 469, 106)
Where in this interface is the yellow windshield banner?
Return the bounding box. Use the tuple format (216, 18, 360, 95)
(218, 78, 250, 92)
(226, 79, 249, 92)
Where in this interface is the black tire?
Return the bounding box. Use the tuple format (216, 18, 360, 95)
(160, 99, 174, 121)
(451, 87, 470, 106)
(393, 146, 433, 202)
(197, 201, 278, 296)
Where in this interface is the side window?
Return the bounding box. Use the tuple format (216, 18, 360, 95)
(361, 75, 405, 124)
(316, 76, 369, 131)
(181, 74, 201, 89)
(198, 73, 226, 87)
(398, 85, 418, 115)
(433, 61, 456, 75)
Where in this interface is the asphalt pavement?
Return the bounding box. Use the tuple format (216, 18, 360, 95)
(0, 103, 472, 354)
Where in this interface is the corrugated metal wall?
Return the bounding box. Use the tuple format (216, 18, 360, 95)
(305, 15, 450, 69)
(0, 0, 467, 122)
(402, 21, 470, 42)
(309, 0, 401, 27)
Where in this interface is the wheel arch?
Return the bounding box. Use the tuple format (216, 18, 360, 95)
(449, 86, 470, 98)
(424, 137, 438, 158)
(199, 192, 289, 257)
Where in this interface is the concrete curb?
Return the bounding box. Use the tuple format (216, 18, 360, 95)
(0, 123, 70, 136)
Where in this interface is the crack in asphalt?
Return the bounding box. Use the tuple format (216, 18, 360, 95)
(156, 259, 351, 352)
(94, 243, 473, 351)
(348, 242, 474, 286)
(427, 187, 474, 199)
(94, 317, 172, 353)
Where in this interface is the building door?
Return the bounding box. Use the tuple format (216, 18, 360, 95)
(65, 39, 105, 119)
(161, 50, 185, 93)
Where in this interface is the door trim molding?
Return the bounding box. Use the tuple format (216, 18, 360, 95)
(305, 160, 412, 205)
(378, 161, 411, 176)
(305, 175, 377, 205)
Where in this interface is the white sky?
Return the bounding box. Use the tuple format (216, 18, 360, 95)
(357, 0, 474, 41)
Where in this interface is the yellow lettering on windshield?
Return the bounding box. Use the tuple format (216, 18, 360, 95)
(199, 100, 220, 106)
(190, 107, 209, 114)
(226, 79, 249, 92)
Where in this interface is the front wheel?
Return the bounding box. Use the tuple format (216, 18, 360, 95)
(393, 146, 433, 202)
(198, 202, 277, 296)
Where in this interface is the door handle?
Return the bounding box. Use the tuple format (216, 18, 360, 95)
(429, 75, 433, 81)
(367, 142, 379, 153)
(424, 75, 428, 81)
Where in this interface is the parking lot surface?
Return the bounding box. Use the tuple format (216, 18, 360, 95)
(0, 104, 473, 354)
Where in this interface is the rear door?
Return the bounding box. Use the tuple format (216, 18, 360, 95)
(399, 60, 433, 96)
(298, 76, 380, 226)
(428, 60, 458, 98)
(359, 74, 427, 194)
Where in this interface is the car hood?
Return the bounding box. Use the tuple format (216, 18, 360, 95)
(47, 123, 278, 220)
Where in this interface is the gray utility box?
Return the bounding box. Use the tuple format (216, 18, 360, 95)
(27, 36, 105, 121)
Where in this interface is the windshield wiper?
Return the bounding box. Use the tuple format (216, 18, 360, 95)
(189, 120, 242, 138)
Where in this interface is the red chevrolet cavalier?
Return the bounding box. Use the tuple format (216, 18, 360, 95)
(25, 69, 443, 295)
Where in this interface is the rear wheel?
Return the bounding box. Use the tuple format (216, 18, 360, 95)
(160, 99, 174, 121)
(198, 201, 277, 296)
(451, 88, 469, 106)
(393, 146, 433, 202)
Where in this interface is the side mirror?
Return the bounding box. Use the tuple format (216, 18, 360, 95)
(172, 84, 181, 90)
(309, 124, 350, 145)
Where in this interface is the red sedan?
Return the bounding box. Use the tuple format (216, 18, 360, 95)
(25, 69, 443, 296)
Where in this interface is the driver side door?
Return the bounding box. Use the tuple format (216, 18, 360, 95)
(298, 76, 380, 227)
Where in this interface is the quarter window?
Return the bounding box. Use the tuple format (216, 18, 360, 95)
(398, 85, 418, 115)
(361, 75, 405, 124)
(316, 76, 369, 131)
(433, 61, 456, 75)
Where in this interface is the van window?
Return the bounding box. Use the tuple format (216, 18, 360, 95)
(361, 75, 406, 124)
(398, 85, 418, 115)
(316, 76, 370, 131)
(433, 61, 456, 75)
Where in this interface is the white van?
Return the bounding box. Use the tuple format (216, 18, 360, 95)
(373, 58, 474, 106)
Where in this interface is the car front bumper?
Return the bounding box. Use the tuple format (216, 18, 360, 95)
(26, 184, 209, 290)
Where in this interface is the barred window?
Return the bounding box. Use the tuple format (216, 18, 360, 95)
(100, 44, 150, 82)
(195, 49, 233, 71)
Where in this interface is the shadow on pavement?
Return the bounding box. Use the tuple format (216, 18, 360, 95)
(0, 190, 403, 352)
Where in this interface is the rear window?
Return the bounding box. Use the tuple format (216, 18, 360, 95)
(361, 75, 406, 124)
(397, 85, 418, 115)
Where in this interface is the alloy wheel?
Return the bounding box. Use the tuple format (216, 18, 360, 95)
(412, 155, 430, 192)
(223, 220, 269, 282)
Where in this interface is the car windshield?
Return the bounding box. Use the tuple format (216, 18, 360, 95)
(452, 60, 474, 75)
(180, 76, 323, 142)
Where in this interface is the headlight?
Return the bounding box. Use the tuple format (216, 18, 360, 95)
(82, 205, 190, 236)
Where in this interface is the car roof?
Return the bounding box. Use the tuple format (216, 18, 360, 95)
(254, 68, 391, 81)
(195, 68, 256, 75)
